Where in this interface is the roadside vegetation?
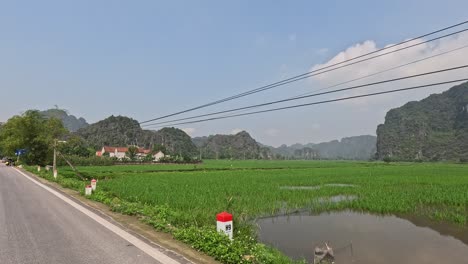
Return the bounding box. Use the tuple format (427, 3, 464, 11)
(25, 160, 468, 263)
(0, 110, 66, 165)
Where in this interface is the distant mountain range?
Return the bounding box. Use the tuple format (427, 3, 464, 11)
(40, 109, 89, 132)
(267, 135, 377, 160)
(193, 132, 376, 160)
(32, 108, 378, 160)
(376, 81, 468, 161)
(35, 108, 376, 160)
(33, 109, 376, 160)
(193, 131, 271, 159)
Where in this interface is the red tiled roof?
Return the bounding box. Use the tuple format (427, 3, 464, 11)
(138, 148, 152, 154)
(102, 146, 128, 153)
(115, 147, 128, 153)
(102, 146, 151, 154)
(103, 146, 116, 152)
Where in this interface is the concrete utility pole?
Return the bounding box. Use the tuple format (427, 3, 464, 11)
(53, 139, 57, 179)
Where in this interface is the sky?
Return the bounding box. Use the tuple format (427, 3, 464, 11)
(1, 0, 468, 146)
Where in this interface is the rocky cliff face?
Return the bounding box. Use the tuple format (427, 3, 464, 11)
(376, 81, 468, 161)
(313, 135, 377, 160)
(76, 116, 198, 156)
(41, 109, 88, 132)
(268, 135, 376, 160)
(193, 131, 271, 159)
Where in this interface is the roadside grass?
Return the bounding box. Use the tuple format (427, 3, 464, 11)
(25, 160, 468, 263)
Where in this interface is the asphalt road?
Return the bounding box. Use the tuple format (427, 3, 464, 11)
(0, 164, 184, 264)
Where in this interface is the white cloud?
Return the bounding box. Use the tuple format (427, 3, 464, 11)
(307, 33, 468, 109)
(230, 128, 243, 135)
(182, 127, 196, 136)
(265, 128, 280, 137)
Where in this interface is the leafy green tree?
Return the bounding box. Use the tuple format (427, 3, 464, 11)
(383, 156, 393, 163)
(0, 110, 66, 165)
(58, 135, 93, 157)
(152, 143, 166, 154)
(126, 146, 138, 161)
(143, 153, 154, 162)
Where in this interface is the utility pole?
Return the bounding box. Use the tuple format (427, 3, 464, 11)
(53, 139, 57, 179)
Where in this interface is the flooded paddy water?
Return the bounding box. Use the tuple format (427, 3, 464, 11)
(279, 183, 356, 190)
(257, 211, 468, 263)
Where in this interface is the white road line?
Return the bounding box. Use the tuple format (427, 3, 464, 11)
(13, 168, 182, 264)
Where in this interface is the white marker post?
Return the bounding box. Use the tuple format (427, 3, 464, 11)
(91, 179, 97, 191)
(37, 166, 41, 172)
(216, 212, 233, 240)
(85, 185, 92, 196)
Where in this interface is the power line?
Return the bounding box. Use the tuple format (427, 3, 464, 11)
(207, 28, 468, 105)
(288, 44, 468, 99)
(146, 79, 468, 128)
(139, 20, 468, 124)
(142, 64, 468, 127)
(227, 44, 468, 117)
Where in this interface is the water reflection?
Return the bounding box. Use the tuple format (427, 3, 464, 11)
(257, 211, 468, 264)
(280, 183, 356, 190)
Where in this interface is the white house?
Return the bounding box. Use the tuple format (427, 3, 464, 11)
(152, 151, 165, 161)
(96, 146, 128, 159)
(96, 146, 164, 161)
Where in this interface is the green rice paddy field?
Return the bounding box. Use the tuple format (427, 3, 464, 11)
(32, 160, 468, 263)
(66, 160, 468, 225)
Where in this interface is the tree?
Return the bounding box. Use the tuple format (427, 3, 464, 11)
(0, 110, 66, 165)
(58, 135, 93, 157)
(143, 153, 154, 162)
(126, 146, 138, 161)
(152, 143, 167, 154)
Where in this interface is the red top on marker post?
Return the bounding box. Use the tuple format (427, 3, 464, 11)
(216, 212, 232, 222)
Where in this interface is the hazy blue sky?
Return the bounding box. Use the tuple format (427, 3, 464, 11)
(2, 0, 468, 146)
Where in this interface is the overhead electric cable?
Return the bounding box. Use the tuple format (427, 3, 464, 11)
(146, 79, 468, 128)
(142, 64, 468, 127)
(288, 44, 468, 99)
(139, 21, 468, 124)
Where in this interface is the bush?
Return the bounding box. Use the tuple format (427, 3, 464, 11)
(56, 155, 114, 166)
(383, 156, 393, 163)
(159, 155, 202, 164)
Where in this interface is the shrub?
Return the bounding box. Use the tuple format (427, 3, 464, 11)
(383, 156, 393, 163)
(56, 155, 114, 166)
